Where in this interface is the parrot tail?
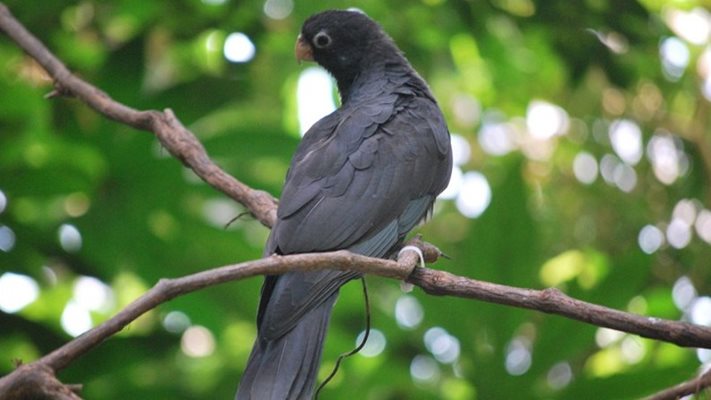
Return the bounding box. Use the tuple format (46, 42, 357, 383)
(235, 293, 337, 400)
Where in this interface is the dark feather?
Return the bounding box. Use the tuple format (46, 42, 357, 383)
(236, 10, 452, 400)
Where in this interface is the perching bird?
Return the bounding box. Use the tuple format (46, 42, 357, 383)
(236, 10, 452, 400)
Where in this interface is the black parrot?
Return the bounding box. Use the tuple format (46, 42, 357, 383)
(236, 10, 453, 399)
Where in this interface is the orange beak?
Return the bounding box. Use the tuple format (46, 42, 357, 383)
(295, 34, 314, 64)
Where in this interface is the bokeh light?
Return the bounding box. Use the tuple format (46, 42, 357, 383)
(505, 337, 532, 376)
(181, 325, 216, 357)
(609, 119, 642, 165)
(0, 189, 6, 214)
(479, 121, 517, 156)
(223, 32, 256, 63)
(450, 134, 471, 166)
(424, 327, 461, 364)
(0, 272, 39, 313)
(64, 192, 90, 217)
(702, 73, 711, 101)
(263, 0, 293, 20)
(356, 328, 386, 357)
(526, 100, 569, 140)
(647, 133, 687, 185)
(673, 199, 697, 226)
(547, 362, 573, 390)
(58, 223, 82, 252)
(395, 295, 424, 329)
(689, 297, 711, 326)
(410, 354, 440, 384)
(595, 328, 625, 348)
(638, 225, 664, 254)
(694, 209, 711, 243)
(599, 154, 637, 192)
(672, 276, 697, 311)
(0, 225, 16, 252)
(665, 7, 711, 45)
(573, 151, 598, 184)
(660, 37, 689, 80)
(666, 218, 692, 249)
(451, 94, 481, 127)
(163, 311, 191, 334)
(612, 163, 637, 193)
(73, 276, 114, 313)
(439, 166, 463, 200)
(297, 67, 336, 135)
(455, 171, 491, 218)
(202, 198, 242, 228)
(620, 336, 645, 364)
(599, 154, 619, 185)
(61, 299, 93, 337)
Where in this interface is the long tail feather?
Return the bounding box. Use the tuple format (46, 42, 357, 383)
(235, 293, 337, 400)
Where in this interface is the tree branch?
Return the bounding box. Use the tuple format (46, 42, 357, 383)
(0, 248, 421, 399)
(645, 368, 711, 400)
(0, 2, 277, 228)
(1, 2, 711, 399)
(3, 242, 711, 398)
(409, 267, 711, 348)
(33, 245, 711, 373)
(0, 363, 82, 400)
(41, 249, 421, 372)
(2, 241, 710, 398)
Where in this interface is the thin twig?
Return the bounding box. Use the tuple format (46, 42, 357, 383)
(645, 368, 711, 400)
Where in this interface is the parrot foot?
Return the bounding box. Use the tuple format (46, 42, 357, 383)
(398, 245, 425, 293)
(398, 245, 425, 269)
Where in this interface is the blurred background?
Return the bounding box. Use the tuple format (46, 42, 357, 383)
(1, 0, 711, 398)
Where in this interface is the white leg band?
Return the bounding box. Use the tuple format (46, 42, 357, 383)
(398, 245, 425, 269)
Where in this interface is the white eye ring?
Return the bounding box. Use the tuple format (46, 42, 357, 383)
(313, 31, 332, 48)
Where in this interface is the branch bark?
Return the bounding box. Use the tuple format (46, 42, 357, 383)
(1, 2, 710, 400)
(645, 368, 711, 400)
(410, 267, 711, 348)
(0, 363, 82, 400)
(41, 249, 422, 372)
(0, 2, 277, 228)
(2, 241, 710, 398)
(32, 246, 711, 372)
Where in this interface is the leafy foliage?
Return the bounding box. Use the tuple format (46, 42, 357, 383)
(1, 0, 710, 399)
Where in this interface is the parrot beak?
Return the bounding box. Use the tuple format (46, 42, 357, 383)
(295, 34, 314, 64)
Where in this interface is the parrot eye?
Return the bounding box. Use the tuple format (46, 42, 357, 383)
(313, 31, 332, 48)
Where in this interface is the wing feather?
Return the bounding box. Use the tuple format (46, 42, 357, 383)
(260, 89, 452, 338)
